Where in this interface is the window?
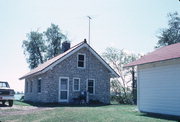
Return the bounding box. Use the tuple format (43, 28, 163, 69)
(26, 81, 28, 93)
(87, 79, 95, 94)
(77, 54, 85, 68)
(73, 78, 80, 91)
(30, 81, 33, 93)
(37, 78, 41, 93)
(0, 82, 9, 88)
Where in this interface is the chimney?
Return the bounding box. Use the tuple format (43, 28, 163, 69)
(84, 38, 87, 43)
(62, 41, 70, 52)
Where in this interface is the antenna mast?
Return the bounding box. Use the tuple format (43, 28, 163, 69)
(86, 16, 92, 104)
(87, 16, 92, 45)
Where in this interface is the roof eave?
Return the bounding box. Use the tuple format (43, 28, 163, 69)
(111, 73, 120, 78)
(19, 71, 43, 80)
(124, 57, 180, 68)
(124, 64, 136, 68)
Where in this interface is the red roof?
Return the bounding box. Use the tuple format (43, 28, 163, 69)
(125, 43, 180, 67)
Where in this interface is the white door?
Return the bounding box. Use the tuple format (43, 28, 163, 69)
(59, 77, 69, 102)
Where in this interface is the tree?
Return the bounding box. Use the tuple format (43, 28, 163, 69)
(156, 12, 180, 48)
(102, 47, 140, 104)
(22, 31, 46, 69)
(44, 24, 68, 60)
(22, 24, 70, 69)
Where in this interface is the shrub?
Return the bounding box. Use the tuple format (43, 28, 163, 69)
(111, 93, 133, 104)
(89, 99, 103, 104)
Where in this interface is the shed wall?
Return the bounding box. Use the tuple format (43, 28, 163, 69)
(138, 58, 180, 116)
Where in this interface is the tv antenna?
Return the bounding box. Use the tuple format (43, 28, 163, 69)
(87, 16, 92, 45)
(86, 16, 92, 104)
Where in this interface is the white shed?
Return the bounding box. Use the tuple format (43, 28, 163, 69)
(126, 43, 180, 117)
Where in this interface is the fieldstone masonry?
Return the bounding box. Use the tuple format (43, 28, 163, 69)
(24, 47, 111, 104)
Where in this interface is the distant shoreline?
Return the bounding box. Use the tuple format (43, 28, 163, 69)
(14, 94, 24, 100)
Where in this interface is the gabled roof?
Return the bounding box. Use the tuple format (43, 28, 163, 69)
(20, 41, 119, 80)
(125, 43, 180, 67)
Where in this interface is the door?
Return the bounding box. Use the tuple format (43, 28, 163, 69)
(59, 77, 69, 102)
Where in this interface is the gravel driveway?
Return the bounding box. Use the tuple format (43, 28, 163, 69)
(0, 105, 55, 116)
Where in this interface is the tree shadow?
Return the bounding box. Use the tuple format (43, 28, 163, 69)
(139, 112, 180, 121)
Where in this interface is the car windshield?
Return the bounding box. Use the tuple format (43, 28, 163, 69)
(0, 82, 10, 88)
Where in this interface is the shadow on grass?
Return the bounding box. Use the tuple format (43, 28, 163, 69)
(15, 100, 110, 108)
(139, 112, 180, 121)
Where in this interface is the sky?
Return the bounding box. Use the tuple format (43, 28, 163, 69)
(0, 0, 180, 92)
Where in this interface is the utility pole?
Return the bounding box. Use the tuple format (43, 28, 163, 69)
(87, 16, 92, 45)
(132, 66, 137, 105)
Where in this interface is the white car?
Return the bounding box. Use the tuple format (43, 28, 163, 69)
(0, 81, 15, 107)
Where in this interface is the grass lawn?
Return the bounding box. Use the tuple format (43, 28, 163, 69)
(0, 101, 176, 122)
(14, 100, 32, 106)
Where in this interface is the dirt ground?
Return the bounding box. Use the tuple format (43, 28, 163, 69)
(0, 104, 55, 116)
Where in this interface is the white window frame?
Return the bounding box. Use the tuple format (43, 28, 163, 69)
(77, 53, 86, 69)
(86, 79, 95, 95)
(37, 78, 42, 93)
(73, 78, 80, 91)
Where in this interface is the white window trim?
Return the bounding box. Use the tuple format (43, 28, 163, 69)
(73, 78, 80, 91)
(37, 78, 42, 94)
(77, 53, 86, 69)
(59, 77, 69, 102)
(86, 79, 95, 95)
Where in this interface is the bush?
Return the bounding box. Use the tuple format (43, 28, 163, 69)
(111, 93, 133, 105)
(89, 99, 103, 104)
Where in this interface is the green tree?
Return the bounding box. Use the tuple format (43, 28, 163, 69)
(22, 24, 70, 69)
(156, 12, 180, 48)
(22, 31, 46, 69)
(102, 47, 140, 104)
(44, 23, 68, 59)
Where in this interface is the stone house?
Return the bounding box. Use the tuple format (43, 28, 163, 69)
(20, 40, 119, 104)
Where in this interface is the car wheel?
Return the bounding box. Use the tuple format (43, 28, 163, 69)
(8, 100, 13, 107)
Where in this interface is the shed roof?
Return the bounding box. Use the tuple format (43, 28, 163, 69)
(125, 43, 180, 67)
(20, 40, 119, 80)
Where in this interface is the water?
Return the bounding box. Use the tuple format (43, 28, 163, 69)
(14, 94, 24, 100)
